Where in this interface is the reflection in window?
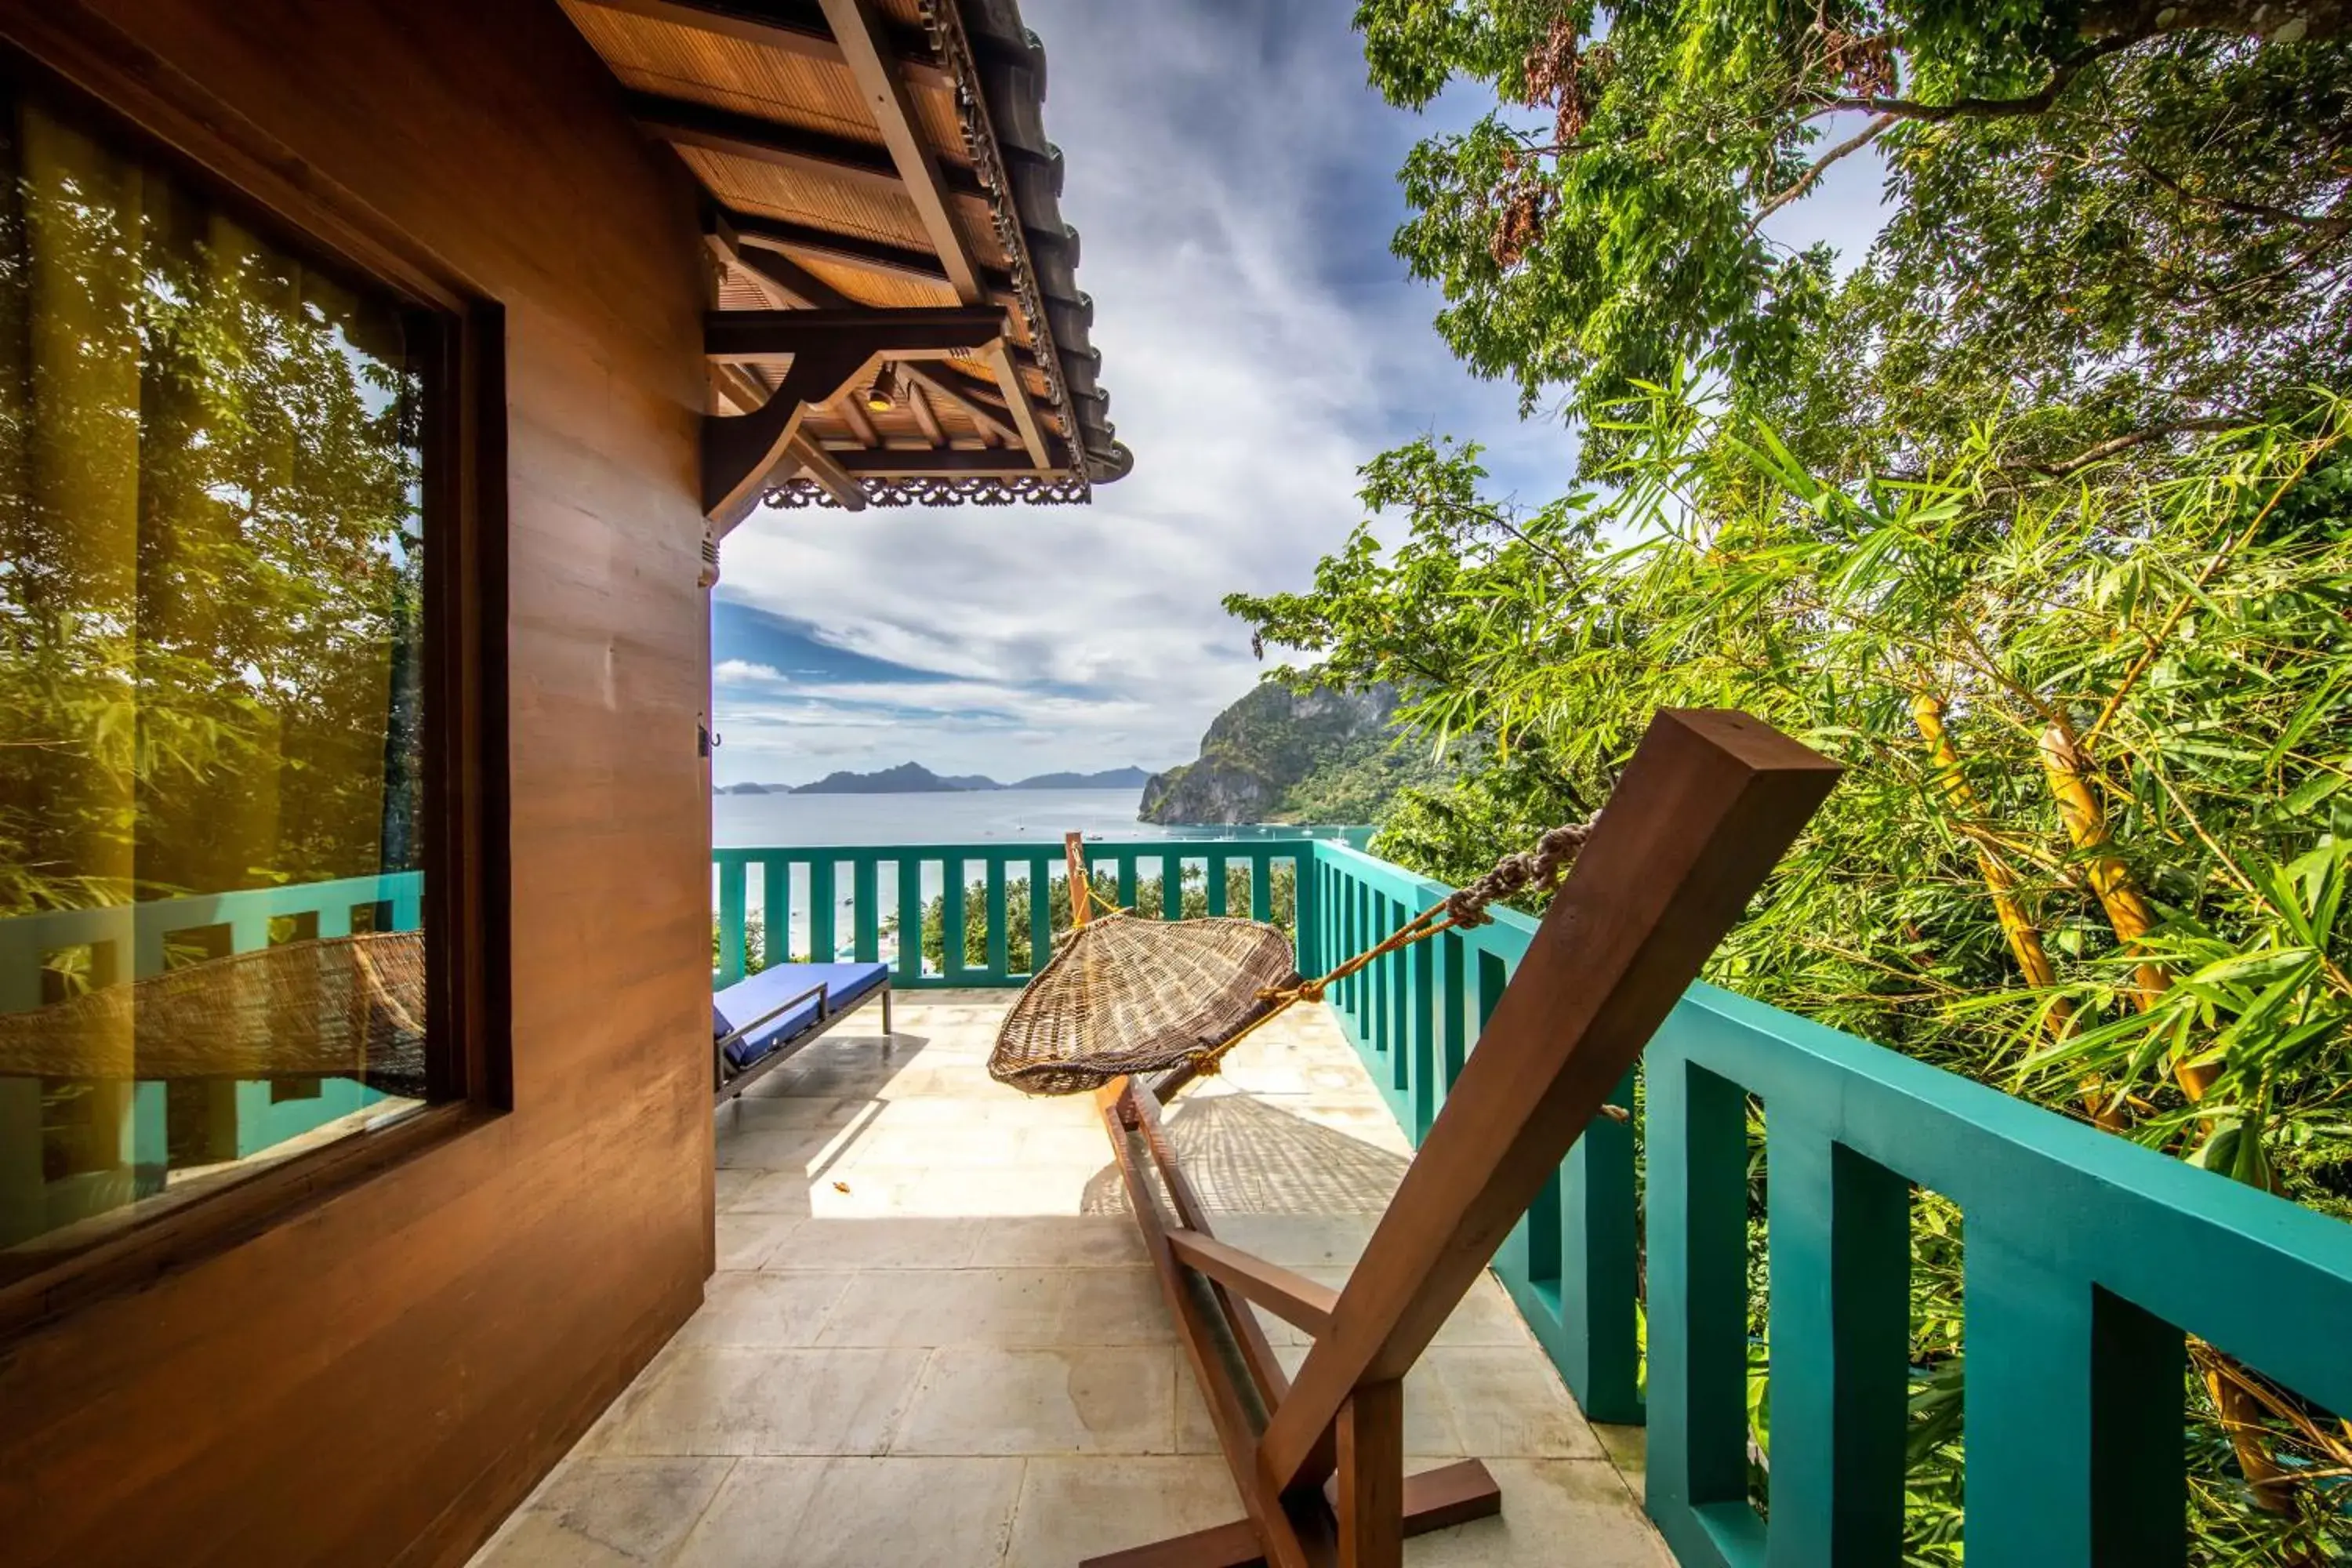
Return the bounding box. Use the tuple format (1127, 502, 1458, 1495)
(0, 84, 430, 1270)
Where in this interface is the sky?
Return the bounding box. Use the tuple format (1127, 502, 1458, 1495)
(708, 1, 1891, 789)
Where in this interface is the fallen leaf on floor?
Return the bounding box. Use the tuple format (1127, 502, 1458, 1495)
(833, 1181, 851, 1194)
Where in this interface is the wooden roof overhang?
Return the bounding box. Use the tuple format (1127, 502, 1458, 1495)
(559, 0, 1130, 532)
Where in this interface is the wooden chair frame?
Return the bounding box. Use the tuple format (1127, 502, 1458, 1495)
(1083, 710, 1840, 1567)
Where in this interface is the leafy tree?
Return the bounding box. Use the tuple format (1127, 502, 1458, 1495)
(1359, 0, 2351, 474)
(1232, 389, 2352, 1560)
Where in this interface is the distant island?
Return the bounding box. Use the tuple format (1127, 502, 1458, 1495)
(718, 762, 1155, 796)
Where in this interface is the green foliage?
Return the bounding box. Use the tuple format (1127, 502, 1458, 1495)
(1234, 384, 2352, 1559)
(0, 92, 426, 923)
(1353, 1, 2351, 473)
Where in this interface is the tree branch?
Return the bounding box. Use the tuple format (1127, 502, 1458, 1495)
(1750, 114, 1896, 233)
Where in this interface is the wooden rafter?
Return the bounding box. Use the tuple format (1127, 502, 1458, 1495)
(566, 0, 947, 88)
(905, 377, 944, 448)
(724, 209, 1017, 302)
(817, 0, 1053, 470)
(631, 93, 985, 200)
(831, 391, 881, 448)
(708, 218, 1017, 453)
(703, 305, 1005, 363)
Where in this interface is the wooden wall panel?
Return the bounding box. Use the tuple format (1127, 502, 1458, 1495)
(0, 2, 716, 1563)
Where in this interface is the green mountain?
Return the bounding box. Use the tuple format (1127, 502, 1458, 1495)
(1138, 681, 1447, 826)
(793, 762, 999, 794)
(1011, 767, 1152, 789)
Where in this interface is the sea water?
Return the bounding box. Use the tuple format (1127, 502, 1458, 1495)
(710, 789, 1360, 964)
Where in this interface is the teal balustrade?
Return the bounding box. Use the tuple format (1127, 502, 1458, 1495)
(1301, 840, 2352, 1568)
(710, 840, 1322, 990)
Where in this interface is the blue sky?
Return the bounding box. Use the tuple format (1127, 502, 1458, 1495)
(709, 1, 1889, 788)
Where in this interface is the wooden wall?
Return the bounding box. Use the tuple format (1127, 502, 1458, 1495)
(0, 2, 717, 1563)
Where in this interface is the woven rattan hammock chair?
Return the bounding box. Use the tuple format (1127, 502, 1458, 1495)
(988, 825, 1593, 1097)
(0, 931, 428, 1096)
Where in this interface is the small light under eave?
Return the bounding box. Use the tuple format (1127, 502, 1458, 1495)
(865, 365, 898, 413)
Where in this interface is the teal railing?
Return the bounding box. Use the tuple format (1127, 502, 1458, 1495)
(745, 834, 2352, 1560)
(1299, 841, 2352, 1568)
(0, 872, 423, 1247)
(710, 839, 1323, 989)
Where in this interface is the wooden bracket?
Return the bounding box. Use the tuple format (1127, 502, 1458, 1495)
(1087, 709, 1841, 1566)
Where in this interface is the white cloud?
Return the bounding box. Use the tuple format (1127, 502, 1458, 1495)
(712, 3, 1884, 785)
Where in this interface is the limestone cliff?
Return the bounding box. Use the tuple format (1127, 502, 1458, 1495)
(1138, 681, 1443, 826)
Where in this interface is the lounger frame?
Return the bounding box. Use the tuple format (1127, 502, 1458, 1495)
(713, 973, 893, 1105)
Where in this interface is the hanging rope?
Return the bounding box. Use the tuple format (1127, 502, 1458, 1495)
(1186, 818, 1596, 1073)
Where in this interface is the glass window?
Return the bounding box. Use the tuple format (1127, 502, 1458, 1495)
(0, 81, 434, 1276)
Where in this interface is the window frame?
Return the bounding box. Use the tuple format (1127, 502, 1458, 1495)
(0, 20, 510, 1341)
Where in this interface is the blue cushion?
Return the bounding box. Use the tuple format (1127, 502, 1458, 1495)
(714, 961, 888, 1072)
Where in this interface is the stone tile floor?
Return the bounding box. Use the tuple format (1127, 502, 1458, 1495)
(470, 993, 1668, 1567)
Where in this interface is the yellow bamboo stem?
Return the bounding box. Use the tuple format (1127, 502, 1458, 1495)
(2038, 726, 2216, 1101)
(1911, 696, 2100, 1101)
(2045, 729, 2288, 1504)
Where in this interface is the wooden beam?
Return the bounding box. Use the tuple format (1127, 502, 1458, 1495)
(722, 209, 1017, 299)
(1166, 1230, 1337, 1338)
(980, 338, 1051, 467)
(708, 217, 848, 310)
(1256, 710, 1840, 1499)
(1080, 1465, 1502, 1568)
(1336, 1382, 1405, 1568)
(818, 0, 1053, 470)
(785, 432, 865, 509)
(704, 305, 1005, 362)
(834, 445, 1076, 477)
(707, 220, 1016, 449)
(829, 393, 880, 448)
(702, 337, 879, 526)
(633, 93, 985, 201)
(570, 0, 949, 87)
(905, 376, 944, 448)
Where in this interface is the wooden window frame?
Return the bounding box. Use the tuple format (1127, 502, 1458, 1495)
(0, 14, 512, 1342)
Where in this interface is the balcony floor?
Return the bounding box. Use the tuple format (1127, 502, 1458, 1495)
(470, 993, 1666, 1566)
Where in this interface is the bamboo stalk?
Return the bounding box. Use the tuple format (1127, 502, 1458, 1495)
(2037, 727, 2216, 1099)
(2043, 724, 2291, 1508)
(1910, 695, 2111, 1120)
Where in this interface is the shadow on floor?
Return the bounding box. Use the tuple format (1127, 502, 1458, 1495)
(1079, 1091, 1410, 1217)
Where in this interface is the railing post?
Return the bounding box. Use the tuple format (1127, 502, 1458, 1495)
(942, 858, 967, 984)
(1762, 1123, 1910, 1566)
(985, 857, 1008, 979)
(1648, 1050, 1764, 1567)
(853, 855, 880, 963)
(1547, 1066, 1642, 1425)
(764, 858, 790, 971)
(808, 857, 836, 964)
(1026, 856, 1052, 975)
(1290, 848, 1317, 973)
(717, 858, 747, 986)
(1161, 853, 1183, 920)
(1407, 938, 1436, 1138)
(895, 858, 924, 983)
(1962, 1229, 2185, 1568)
